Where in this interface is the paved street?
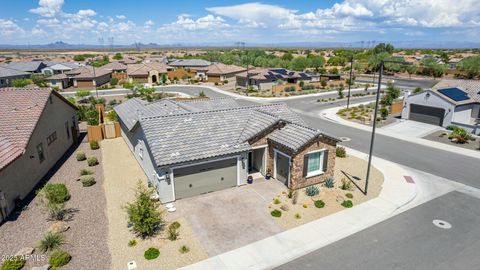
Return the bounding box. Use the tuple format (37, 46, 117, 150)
(276, 191, 480, 270)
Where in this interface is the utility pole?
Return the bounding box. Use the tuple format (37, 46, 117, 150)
(91, 56, 98, 98)
(346, 55, 354, 109)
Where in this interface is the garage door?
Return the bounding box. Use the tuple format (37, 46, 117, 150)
(174, 158, 237, 199)
(409, 104, 445, 126)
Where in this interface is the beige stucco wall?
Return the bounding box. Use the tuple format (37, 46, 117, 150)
(0, 93, 78, 218)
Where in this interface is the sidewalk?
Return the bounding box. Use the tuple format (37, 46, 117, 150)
(180, 148, 420, 270)
(320, 103, 480, 159)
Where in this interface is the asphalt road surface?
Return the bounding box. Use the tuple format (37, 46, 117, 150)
(275, 191, 480, 270)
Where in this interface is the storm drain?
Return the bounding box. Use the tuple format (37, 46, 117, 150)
(432, 219, 452, 229)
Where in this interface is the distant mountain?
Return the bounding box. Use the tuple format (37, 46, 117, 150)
(0, 40, 479, 50)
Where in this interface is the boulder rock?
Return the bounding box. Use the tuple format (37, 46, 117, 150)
(48, 221, 70, 234)
(15, 247, 34, 257)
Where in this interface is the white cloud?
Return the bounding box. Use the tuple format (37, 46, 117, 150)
(116, 15, 126, 20)
(0, 19, 25, 36)
(144, 20, 155, 27)
(30, 0, 64, 17)
(162, 14, 229, 31)
(77, 9, 96, 17)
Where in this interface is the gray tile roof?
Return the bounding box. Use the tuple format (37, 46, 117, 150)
(0, 66, 30, 78)
(176, 98, 241, 112)
(114, 98, 149, 130)
(432, 79, 480, 105)
(5, 61, 45, 72)
(168, 59, 211, 67)
(269, 124, 321, 152)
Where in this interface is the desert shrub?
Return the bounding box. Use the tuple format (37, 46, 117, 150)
(124, 181, 164, 238)
(110, 77, 119, 85)
(87, 157, 98, 166)
(179, 245, 190, 254)
(287, 189, 294, 199)
(90, 140, 100, 150)
(0, 256, 26, 270)
(448, 126, 472, 143)
(305, 186, 320, 197)
(107, 110, 118, 122)
(302, 203, 308, 208)
(273, 198, 281, 204)
(271, 209, 282, 217)
(341, 200, 353, 208)
(38, 232, 65, 252)
(128, 239, 137, 247)
(41, 183, 70, 204)
(294, 213, 301, 219)
(340, 178, 352, 190)
(336, 146, 347, 158)
(80, 169, 93, 176)
(345, 193, 354, 199)
(168, 221, 181, 241)
(49, 250, 72, 267)
(446, 125, 458, 131)
(314, 200, 325, 208)
(380, 107, 389, 119)
(79, 175, 96, 187)
(324, 177, 335, 188)
(76, 151, 86, 161)
(37, 184, 70, 220)
(144, 248, 160, 260)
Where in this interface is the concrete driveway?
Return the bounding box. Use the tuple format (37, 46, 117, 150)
(174, 178, 285, 256)
(381, 120, 442, 138)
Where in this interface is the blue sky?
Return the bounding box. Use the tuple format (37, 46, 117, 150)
(0, 0, 479, 45)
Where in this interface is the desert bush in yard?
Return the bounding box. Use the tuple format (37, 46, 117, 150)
(294, 213, 301, 219)
(380, 107, 389, 119)
(179, 245, 190, 254)
(37, 184, 70, 220)
(448, 126, 472, 144)
(305, 186, 320, 197)
(49, 250, 72, 267)
(340, 178, 353, 191)
(303, 203, 308, 208)
(314, 200, 325, 208)
(124, 181, 164, 238)
(271, 209, 282, 217)
(341, 200, 353, 208)
(41, 183, 70, 204)
(273, 198, 281, 204)
(336, 146, 346, 158)
(287, 189, 294, 199)
(128, 239, 137, 247)
(80, 168, 93, 176)
(168, 221, 181, 241)
(87, 157, 98, 166)
(90, 140, 100, 150)
(144, 248, 160, 260)
(446, 125, 458, 131)
(79, 175, 96, 187)
(76, 151, 86, 161)
(324, 177, 335, 188)
(38, 232, 65, 252)
(345, 193, 354, 199)
(0, 256, 26, 270)
(107, 110, 118, 122)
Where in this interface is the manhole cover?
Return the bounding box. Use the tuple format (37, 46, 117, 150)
(340, 137, 351, 142)
(433, 219, 452, 229)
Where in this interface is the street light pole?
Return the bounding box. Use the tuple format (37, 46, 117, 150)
(91, 56, 98, 99)
(346, 56, 354, 109)
(365, 60, 383, 195)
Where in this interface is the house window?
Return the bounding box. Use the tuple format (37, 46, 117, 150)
(65, 122, 70, 139)
(47, 131, 57, 145)
(304, 150, 326, 177)
(37, 143, 45, 163)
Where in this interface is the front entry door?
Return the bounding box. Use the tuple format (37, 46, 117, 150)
(275, 151, 290, 185)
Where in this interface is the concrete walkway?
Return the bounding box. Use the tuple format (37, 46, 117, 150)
(180, 147, 455, 270)
(320, 103, 480, 159)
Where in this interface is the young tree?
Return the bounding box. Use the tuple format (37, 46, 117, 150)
(456, 56, 480, 79)
(124, 181, 164, 238)
(406, 65, 418, 78)
(113, 53, 123, 60)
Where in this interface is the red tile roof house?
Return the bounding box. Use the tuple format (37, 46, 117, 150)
(103, 61, 128, 83)
(126, 63, 170, 86)
(64, 66, 112, 89)
(0, 88, 78, 222)
(204, 63, 246, 83)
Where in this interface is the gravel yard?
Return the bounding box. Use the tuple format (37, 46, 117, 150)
(102, 138, 208, 270)
(269, 155, 384, 230)
(0, 134, 110, 270)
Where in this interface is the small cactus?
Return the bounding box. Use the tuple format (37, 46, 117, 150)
(305, 186, 320, 197)
(324, 177, 335, 188)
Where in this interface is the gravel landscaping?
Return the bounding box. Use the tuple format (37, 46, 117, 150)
(268, 155, 384, 230)
(0, 134, 110, 270)
(102, 138, 208, 270)
(423, 130, 479, 151)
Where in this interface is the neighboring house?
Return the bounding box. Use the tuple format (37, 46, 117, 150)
(0, 66, 31, 88)
(168, 59, 211, 80)
(144, 55, 168, 64)
(126, 63, 169, 85)
(204, 63, 246, 83)
(65, 66, 112, 89)
(45, 73, 70, 90)
(41, 62, 80, 75)
(103, 62, 128, 82)
(0, 88, 78, 221)
(402, 79, 480, 134)
(4, 61, 46, 74)
(115, 98, 339, 203)
(236, 68, 312, 90)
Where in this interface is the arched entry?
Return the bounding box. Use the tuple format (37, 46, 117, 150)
(151, 74, 158, 84)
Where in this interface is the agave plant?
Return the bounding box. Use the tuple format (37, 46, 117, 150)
(305, 186, 320, 197)
(324, 177, 335, 188)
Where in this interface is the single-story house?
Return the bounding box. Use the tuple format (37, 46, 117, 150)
(236, 68, 312, 90)
(65, 66, 112, 89)
(41, 62, 80, 76)
(46, 73, 70, 90)
(402, 79, 480, 135)
(0, 88, 78, 221)
(4, 61, 46, 74)
(103, 62, 128, 82)
(167, 59, 211, 80)
(204, 63, 246, 83)
(115, 98, 339, 202)
(126, 63, 170, 85)
(0, 66, 31, 88)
